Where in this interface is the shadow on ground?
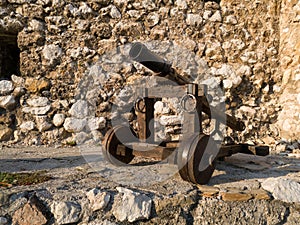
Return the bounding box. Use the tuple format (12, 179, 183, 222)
(0, 147, 299, 186)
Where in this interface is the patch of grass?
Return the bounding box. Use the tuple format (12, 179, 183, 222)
(0, 171, 51, 187)
(66, 140, 77, 146)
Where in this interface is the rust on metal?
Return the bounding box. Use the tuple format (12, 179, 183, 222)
(101, 42, 269, 185)
(102, 125, 135, 166)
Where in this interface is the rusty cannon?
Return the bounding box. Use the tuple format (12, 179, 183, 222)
(102, 42, 269, 185)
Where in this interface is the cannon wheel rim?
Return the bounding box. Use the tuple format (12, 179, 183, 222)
(102, 125, 135, 166)
(177, 133, 198, 182)
(178, 134, 217, 184)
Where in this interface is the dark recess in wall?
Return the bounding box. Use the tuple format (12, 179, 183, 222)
(0, 33, 20, 80)
(205, 0, 221, 3)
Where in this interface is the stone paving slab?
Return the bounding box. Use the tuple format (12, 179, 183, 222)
(0, 146, 300, 224)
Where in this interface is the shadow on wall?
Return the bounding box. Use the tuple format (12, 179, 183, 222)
(224, 75, 280, 144)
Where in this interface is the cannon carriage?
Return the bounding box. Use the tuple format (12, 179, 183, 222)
(102, 42, 269, 184)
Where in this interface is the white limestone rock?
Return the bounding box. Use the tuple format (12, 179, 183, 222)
(42, 44, 62, 65)
(127, 10, 143, 19)
(159, 115, 182, 126)
(297, 93, 300, 105)
(222, 79, 233, 89)
(156, 129, 171, 142)
(236, 65, 252, 77)
(201, 77, 221, 90)
(210, 10, 222, 22)
(63, 117, 87, 133)
(232, 75, 242, 88)
(35, 116, 52, 132)
(240, 51, 257, 64)
(11, 75, 24, 86)
(50, 201, 81, 225)
(91, 130, 103, 142)
(73, 131, 89, 145)
(88, 65, 110, 87)
(175, 0, 187, 9)
(65, 4, 80, 17)
(38, 0, 52, 5)
(86, 188, 111, 212)
(0, 80, 14, 95)
(154, 101, 170, 115)
(13, 87, 25, 97)
(0, 95, 16, 109)
(86, 117, 106, 131)
(186, 14, 202, 26)
(79, 2, 93, 16)
(231, 38, 246, 50)
(69, 100, 89, 118)
(27, 96, 49, 107)
(110, 5, 121, 19)
(216, 64, 234, 78)
(203, 10, 213, 20)
(224, 15, 238, 24)
(205, 41, 222, 59)
(165, 125, 181, 134)
(0, 17, 23, 32)
(216, 64, 242, 88)
(146, 12, 160, 27)
(22, 105, 51, 115)
(164, 97, 181, 113)
(113, 187, 152, 223)
(28, 19, 44, 31)
(53, 113, 65, 127)
(20, 121, 35, 132)
(238, 106, 257, 117)
(261, 178, 300, 203)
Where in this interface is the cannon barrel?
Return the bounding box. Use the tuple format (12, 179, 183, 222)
(129, 42, 172, 74)
(129, 42, 189, 85)
(129, 42, 245, 131)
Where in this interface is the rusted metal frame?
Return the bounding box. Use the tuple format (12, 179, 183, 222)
(217, 145, 245, 158)
(132, 148, 176, 162)
(136, 97, 155, 143)
(217, 144, 270, 158)
(201, 102, 245, 131)
(102, 125, 135, 165)
(147, 85, 187, 98)
(129, 143, 176, 162)
(182, 83, 203, 136)
(240, 144, 269, 156)
(135, 84, 206, 99)
(182, 112, 199, 136)
(127, 143, 269, 164)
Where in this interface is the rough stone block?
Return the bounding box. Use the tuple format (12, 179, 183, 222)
(113, 187, 152, 222)
(50, 201, 81, 225)
(262, 178, 300, 203)
(0, 80, 14, 95)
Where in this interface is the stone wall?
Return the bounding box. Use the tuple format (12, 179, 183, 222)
(0, 0, 298, 149)
(277, 0, 300, 141)
(1, 185, 300, 225)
